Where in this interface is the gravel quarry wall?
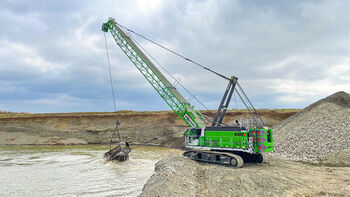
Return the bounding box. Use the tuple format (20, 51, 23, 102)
(272, 91, 350, 161)
(0, 110, 296, 147)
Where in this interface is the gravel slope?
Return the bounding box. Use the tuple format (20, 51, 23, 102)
(272, 91, 350, 161)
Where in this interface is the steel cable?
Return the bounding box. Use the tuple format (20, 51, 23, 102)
(103, 32, 121, 149)
(115, 22, 230, 81)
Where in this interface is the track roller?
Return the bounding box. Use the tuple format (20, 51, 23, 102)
(183, 150, 244, 168)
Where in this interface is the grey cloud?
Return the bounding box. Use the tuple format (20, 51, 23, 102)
(0, 0, 349, 113)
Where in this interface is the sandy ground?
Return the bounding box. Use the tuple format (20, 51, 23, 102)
(140, 154, 350, 197)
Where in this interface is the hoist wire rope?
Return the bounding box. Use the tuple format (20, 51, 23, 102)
(237, 82, 265, 126)
(125, 30, 209, 111)
(116, 21, 263, 127)
(115, 21, 230, 81)
(126, 33, 219, 125)
(103, 32, 121, 149)
(119, 24, 234, 127)
(235, 88, 259, 126)
(103, 32, 117, 112)
(234, 91, 238, 111)
(122, 27, 230, 126)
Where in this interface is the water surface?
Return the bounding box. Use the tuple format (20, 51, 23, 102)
(0, 145, 178, 196)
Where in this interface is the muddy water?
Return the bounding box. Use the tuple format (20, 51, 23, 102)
(0, 145, 180, 197)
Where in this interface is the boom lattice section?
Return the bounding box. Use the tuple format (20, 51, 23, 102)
(102, 18, 205, 128)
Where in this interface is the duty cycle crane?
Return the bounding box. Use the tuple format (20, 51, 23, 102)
(102, 17, 273, 167)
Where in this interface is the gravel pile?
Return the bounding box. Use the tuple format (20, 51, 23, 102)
(272, 91, 350, 161)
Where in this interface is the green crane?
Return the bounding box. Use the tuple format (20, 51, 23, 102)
(102, 17, 273, 167)
(102, 18, 205, 129)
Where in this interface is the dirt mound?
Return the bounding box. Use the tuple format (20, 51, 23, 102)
(140, 155, 350, 197)
(272, 91, 350, 161)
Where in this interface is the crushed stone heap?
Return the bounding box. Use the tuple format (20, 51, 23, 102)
(272, 91, 350, 161)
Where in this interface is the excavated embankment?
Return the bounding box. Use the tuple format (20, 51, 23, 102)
(0, 110, 296, 147)
(140, 154, 350, 197)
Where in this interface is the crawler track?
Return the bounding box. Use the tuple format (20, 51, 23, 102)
(183, 150, 244, 168)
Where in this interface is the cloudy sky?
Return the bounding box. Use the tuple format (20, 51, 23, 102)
(1, 0, 349, 113)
